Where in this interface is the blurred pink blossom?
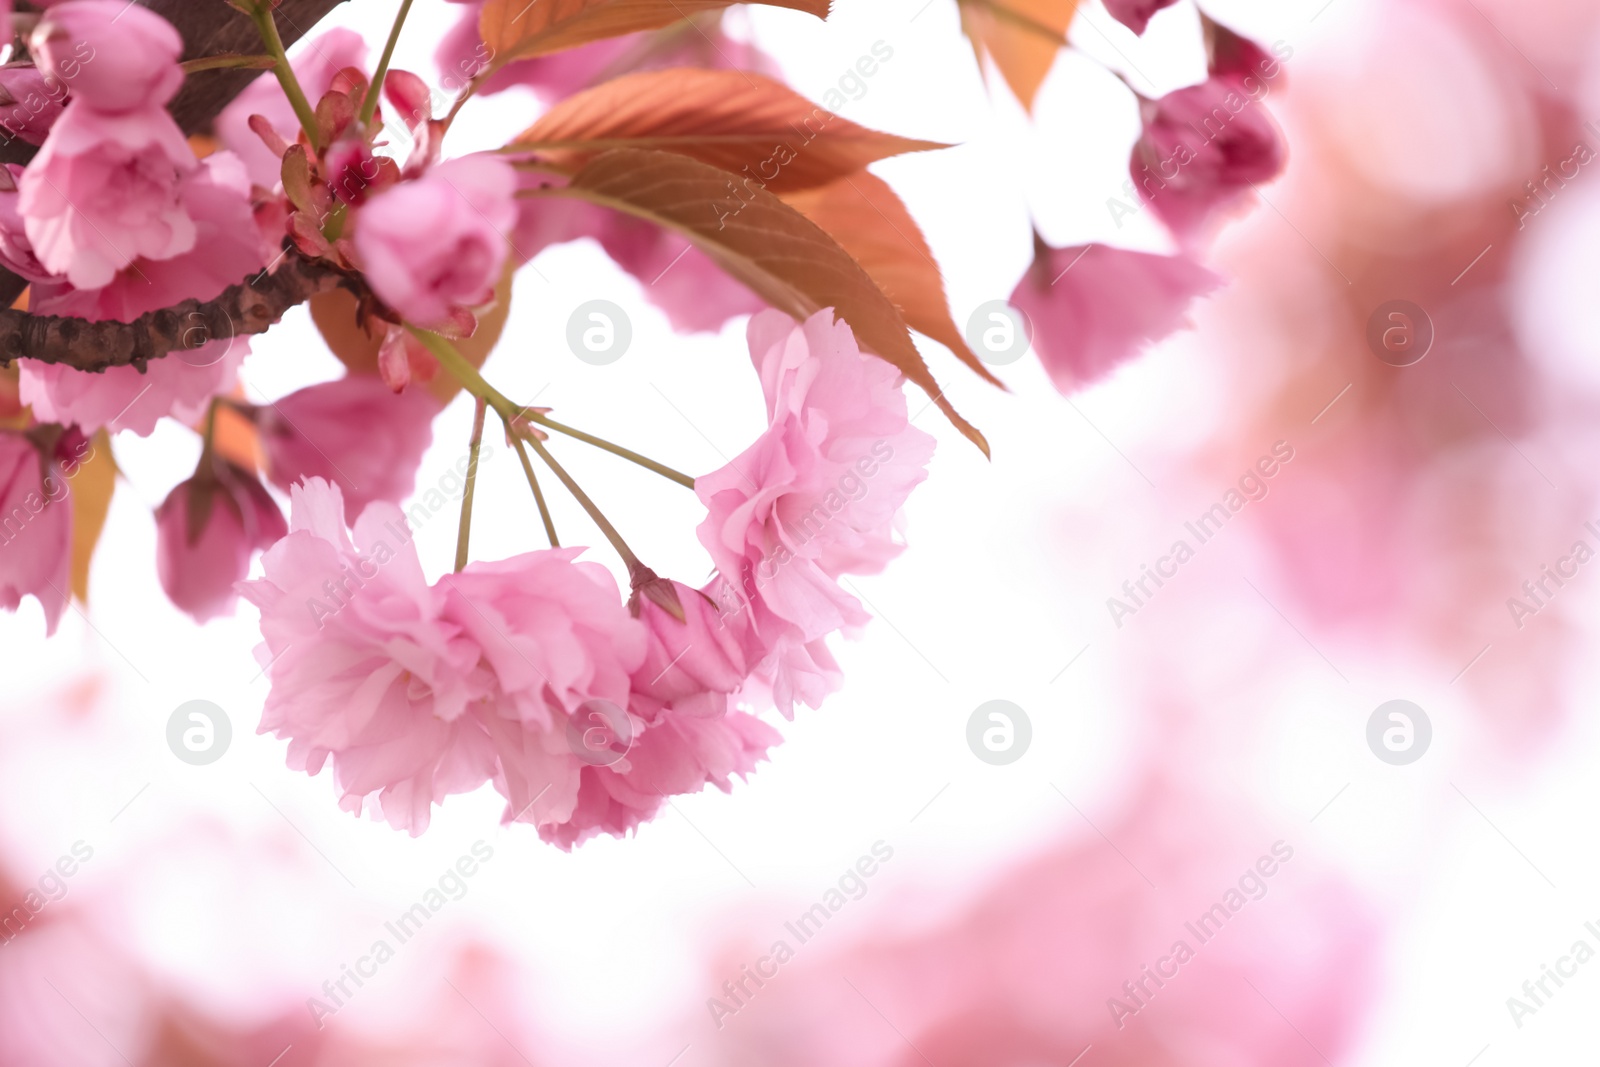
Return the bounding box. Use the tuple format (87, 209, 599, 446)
(1011, 241, 1221, 394)
(30, 0, 183, 114)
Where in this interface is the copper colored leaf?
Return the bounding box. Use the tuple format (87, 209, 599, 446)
(480, 0, 830, 64)
(783, 171, 1002, 387)
(513, 68, 945, 194)
(68, 431, 115, 602)
(310, 267, 515, 405)
(552, 148, 987, 454)
(959, 0, 1079, 110)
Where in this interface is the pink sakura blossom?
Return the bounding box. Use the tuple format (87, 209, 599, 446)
(18, 101, 198, 290)
(31, 0, 184, 114)
(695, 309, 934, 713)
(257, 374, 441, 513)
(440, 549, 646, 834)
(704, 780, 1376, 1067)
(1104, 0, 1180, 36)
(1010, 241, 1222, 394)
(352, 155, 517, 328)
(29, 152, 267, 321)
(1131, 36, 1287, 246)
(633, 579, 749, 720)
(216, 27, 370, 189)
(16, 153, 267, 437)
(543, 708, 780, 850)
(155, 464, 287, 624)
(241, 479, 498, 835)
(245, 480, 776, 842)
(0, 430, 74, 634)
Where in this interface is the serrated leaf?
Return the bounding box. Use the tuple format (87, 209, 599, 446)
(549, 148, 987, 454)
(480, 0, 830, 65)
(782, 171, 1003, 388)
(959, 0, 1079, 110)
(512, 68, 945, 194)
(68, 431, 115, 602)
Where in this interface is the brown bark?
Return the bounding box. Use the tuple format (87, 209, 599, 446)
(0, 251, 351, 373)
(0, 0, 350, 303)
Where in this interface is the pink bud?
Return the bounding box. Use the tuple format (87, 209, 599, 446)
(0, 65, 68, 146)
(352, 155, 516, 327)
(31, 0, 184, 114)
(155, 465, 287, 623)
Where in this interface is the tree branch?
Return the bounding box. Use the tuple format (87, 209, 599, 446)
(0, 0, 351, 302)
(0, 251, 350, 373)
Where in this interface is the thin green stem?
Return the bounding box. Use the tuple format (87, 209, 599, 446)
(250, 4, 322, 153)
(180, 54, 277, 75)
(521, 431, 640, 571)
(525, 411, 694, 489)
(408, 328, 518, 421)
(360, 0, 415, 127)
(454, 396, 488, 572)
(441, 72, 486, 132)
(508, 428, 560, 548)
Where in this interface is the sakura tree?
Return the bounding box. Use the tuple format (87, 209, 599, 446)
(0, 0, 1283, 845)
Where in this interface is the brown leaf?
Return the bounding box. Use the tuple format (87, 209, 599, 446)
(552, 148, 987, 454)
(480, 0, 830, 65)
(959, 0, 1079, 110)
(512, 68, 945, 194)
(68, 431, 115, 603)
(782, 171, 1003, 387)
(310, 266, 515, 405)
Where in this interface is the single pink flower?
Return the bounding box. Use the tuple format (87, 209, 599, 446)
(0, 430, 72, 634)
(257, 374, 441, 513)
(353, 155, 516, 327)
(31, 0, 183, 114)
(440, 548, 646, 831)
(155, 464, 287, 623)
(1010, 241, 1222, 394)
(19, 102, 198, 289)
(1104, 0, 1180, 35)
(0, 65, 69, 147)
(30, 152, 267, 321)
(215, 27, 369, 189)
(241, 478, 498, 835)
(18, 340, 247, 437)
(1131, 57, 1286, 246)
(695, 310, 935, 689)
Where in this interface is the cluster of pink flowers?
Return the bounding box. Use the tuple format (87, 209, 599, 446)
(244, 309, 932, 846)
